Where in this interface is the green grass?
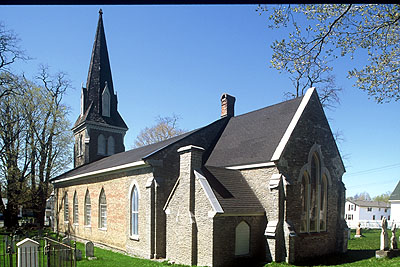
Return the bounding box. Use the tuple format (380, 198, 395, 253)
(74, 229, 400, 267)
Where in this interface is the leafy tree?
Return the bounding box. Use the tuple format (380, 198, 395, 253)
(133, 115, 186, 148)
(259, 4, 400, 104)
(373, 191, 391, 203)
(0, 67, 72, 229)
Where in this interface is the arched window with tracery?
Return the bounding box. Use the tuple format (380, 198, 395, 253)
(309, 153, 320, 232)
(73, 191, 78, 224)
(300, 172, 309, 233)
(107, 136, 115, 155)
(131, 186, 139, 237)
(98, 134, 106, 155)
(320, 175, 328, 231)
(64, 192, 69, 222)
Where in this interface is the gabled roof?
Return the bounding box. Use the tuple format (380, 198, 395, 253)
(347, 199, 390, 208)
(201, 166, 264, 214)
(389, 180, 400, 201)
(206, 96, 303, 167)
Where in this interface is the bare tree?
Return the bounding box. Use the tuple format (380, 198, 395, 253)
(133, 115, 186, 148)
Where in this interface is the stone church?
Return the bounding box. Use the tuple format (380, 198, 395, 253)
(52, 10, 349, 266)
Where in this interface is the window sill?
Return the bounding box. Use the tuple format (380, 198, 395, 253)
(84, 225, 91, 228)
(98, 227, 107, 231)
(130, 235, 139, 241)
(73, 223, 79, 226)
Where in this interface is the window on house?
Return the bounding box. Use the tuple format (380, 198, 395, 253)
(99, 189, 107, 229)
(84, 190, 91, 226)
(235, 221, 250, 256)
(98, 134, 106, 155)
(354, 205, 356, 211)
(73, 191, 78, 224)
(300, 172, 309, 233)
(64, 193, 69, 222)
(385, 208, 388, 212)
(79, 135, 83, 156)
(131, 186, 139, 236)
(367, 207, 372, 212)
(107, 136, 115, 155)
(348, 205, 350, 211)
(373, 215, 376, 220)
(379, 208, 381, 211)
(389, 215, 391, 220)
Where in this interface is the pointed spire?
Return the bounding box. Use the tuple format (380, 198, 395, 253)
(85, 9, 114, 115)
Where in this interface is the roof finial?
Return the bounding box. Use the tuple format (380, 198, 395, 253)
(99, 9, 103, 15)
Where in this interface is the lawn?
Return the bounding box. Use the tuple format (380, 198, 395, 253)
(74, 229, 400, 267)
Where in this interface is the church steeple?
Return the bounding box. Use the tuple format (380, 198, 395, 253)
(72, 9, 128, 168)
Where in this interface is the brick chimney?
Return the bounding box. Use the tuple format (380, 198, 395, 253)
(221, 93, 236, 118)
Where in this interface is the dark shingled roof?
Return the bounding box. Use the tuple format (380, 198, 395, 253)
(206, 96, 303, 167)
(52, 130, 196, 182)
(389, 180, 400, 201)
(348, 199, 390, 208)
(202, 166, 264, 214)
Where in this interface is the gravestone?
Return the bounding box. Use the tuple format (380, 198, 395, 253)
(75, 249, 83, 261)
(391, 224, 398, 250)
(355, 222, 362, 238)
(16, 238, 39, 267)
(85, 241, 94, 258)
(381, 217, 389, 251)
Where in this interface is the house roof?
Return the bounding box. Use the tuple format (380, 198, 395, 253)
(389, 180, 400, 201)
(201, 166, 264, 214)
(348, 199, 390, 208)
(206, 96, 303, 167)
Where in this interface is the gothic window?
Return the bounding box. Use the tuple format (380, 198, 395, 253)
(98, 134, 106, 155)
(300, 172, 309, 233)
(73, 191, 78, 224)
(99, 189, 107, 229)
(64, 192, 69, 222)
(320, 175, 328, 231)
(107, 136, 115, 155)
(235, 221, 250, 256)
(131, 186, 139, 237)
(78, 135, 83, 156)
(102, 82, 110, 117)
(84, 190, 91, 226)
(299, 145, 330, 233)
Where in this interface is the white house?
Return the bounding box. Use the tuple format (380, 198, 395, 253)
(389, 180, 400, 226)
(345, 200, 390, 229)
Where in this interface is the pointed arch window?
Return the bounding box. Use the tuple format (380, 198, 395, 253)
(99, 189, 107, 229)
(98, 134, 106, 155)
(107, 136, 115, 155)
(73, 191, 78, 224)
(64, 192, 69, 222)
(78, 135, 83, 156)
(299, 146, 330, 233)
(102, 82, 111, 117)
(84, 190, 91, 226)
(235, 221, 250, 256)
(130, 186, 139, 237)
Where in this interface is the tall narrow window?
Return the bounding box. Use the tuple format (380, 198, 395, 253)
(300, 172, 309, 233)
(64, 193, 69, 222)
(84, 190, 91, 226)
(235, 221, 250, 256)
(309, 153, 320, 232)
(79, 135, 83, 156)
(102, 82, 110, 117)
(107, 136, 115, 155)
(73, 191, 78, 224)
(99, 189, 107, 229)
(320, 175, 328, 231)
(131, 186, 139, 236)
(98, 134, 106, 155)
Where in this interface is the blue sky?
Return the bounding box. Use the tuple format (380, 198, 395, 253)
(1, 5, 399, 198)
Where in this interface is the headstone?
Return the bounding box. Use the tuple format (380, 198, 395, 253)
(391, 223, 398, 250)
(75, 249, 83, 261)
(381, 217, 389, 251)
(85, 241, 94, 258)
(16, 238, 39, 267)
(355, 222, 362, 238)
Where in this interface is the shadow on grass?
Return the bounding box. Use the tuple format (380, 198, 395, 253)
(294, 249, 376, 266)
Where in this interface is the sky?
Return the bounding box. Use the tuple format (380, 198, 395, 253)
(0, 5, 399, 199)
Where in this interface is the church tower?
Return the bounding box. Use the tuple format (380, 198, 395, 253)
(72, 9, 128, 168)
